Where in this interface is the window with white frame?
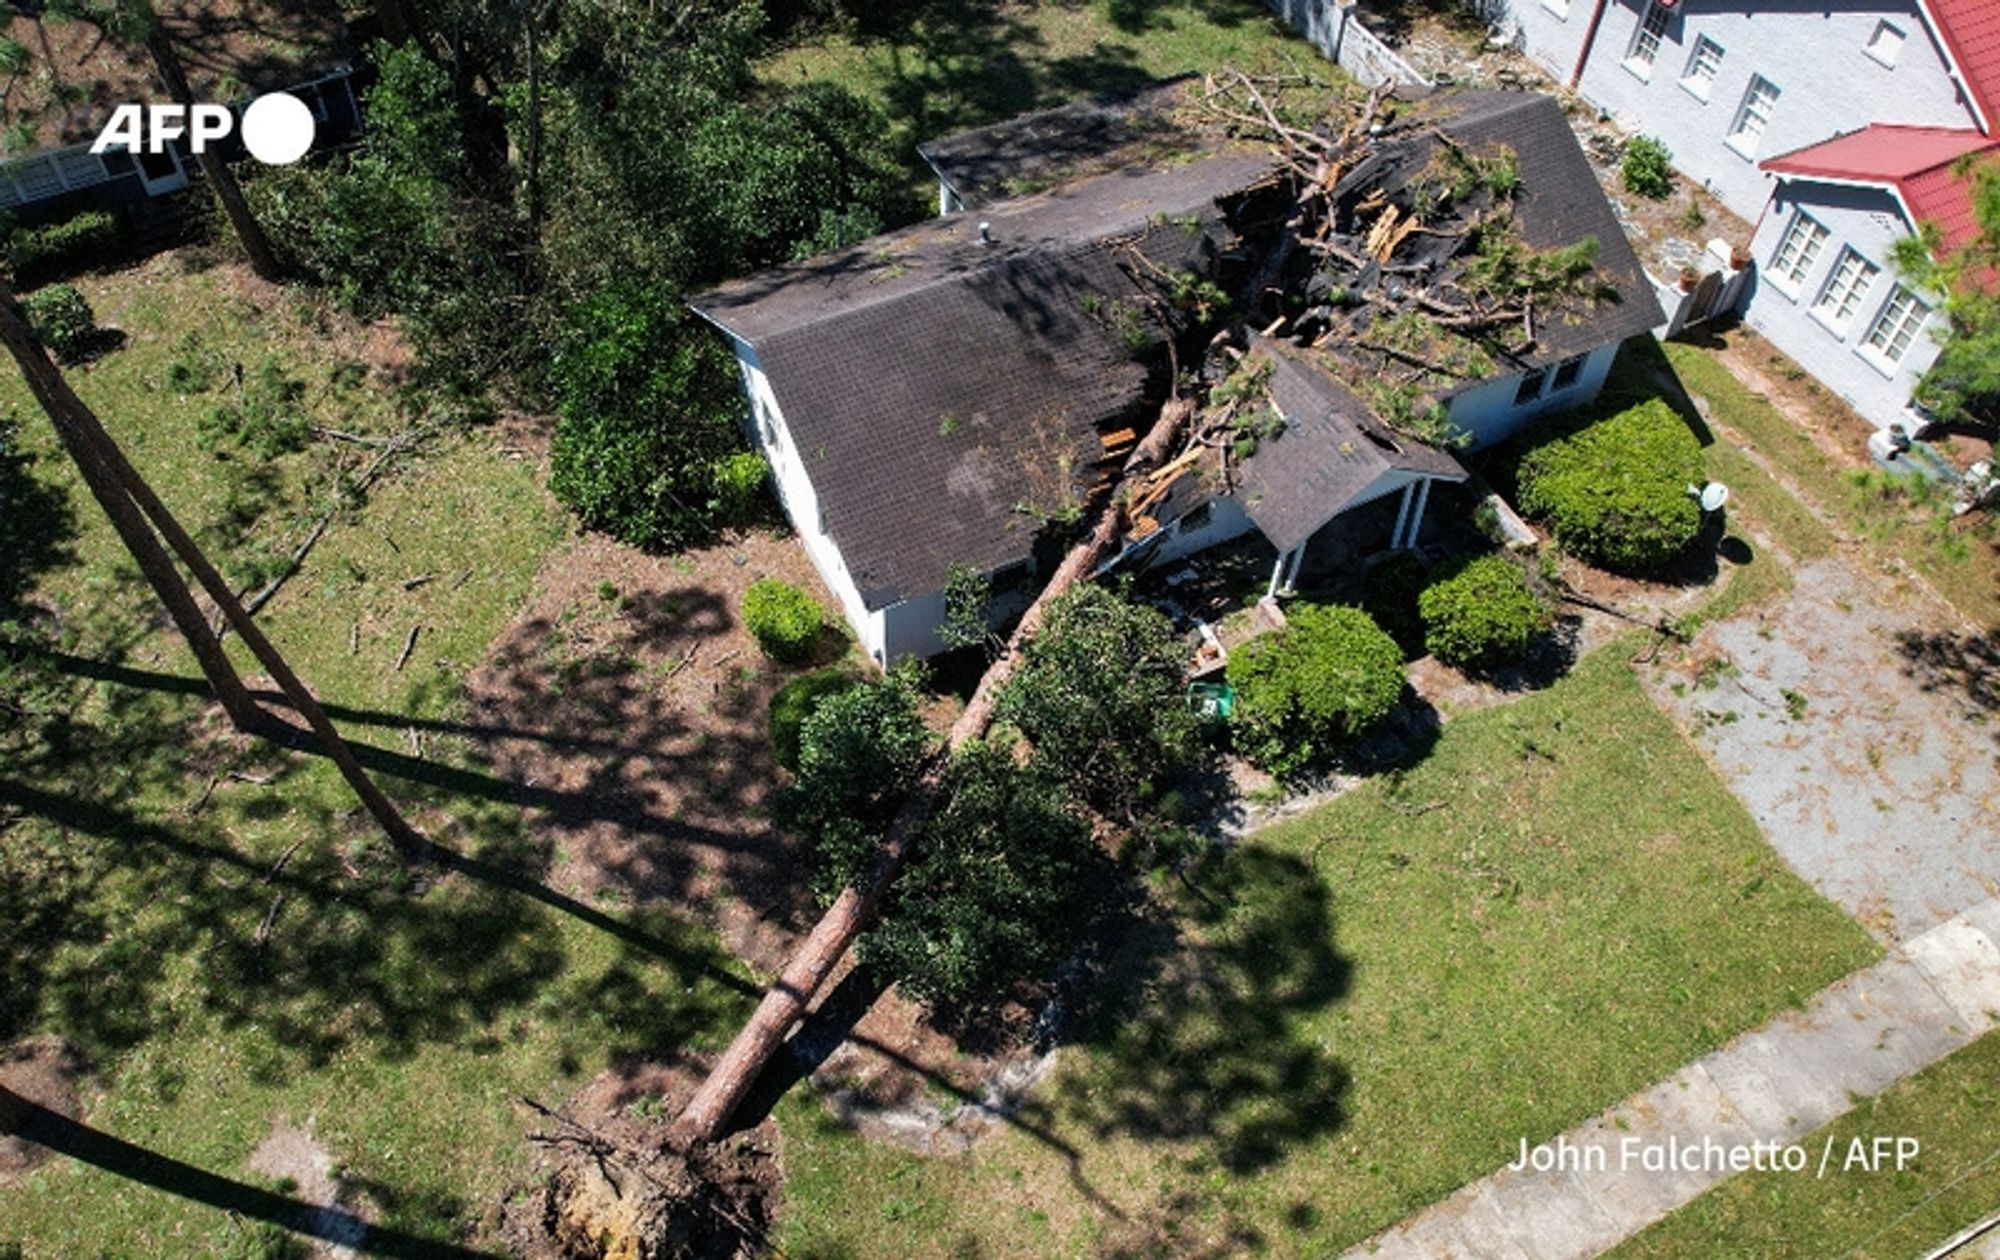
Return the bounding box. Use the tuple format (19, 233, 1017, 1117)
(1627, 2, 1670, 73)
(1814, 247, 1880, 331)
(1866, 20, 1905, 67)
(1728, 76, 1780, 152)
(1681, 36, 1724, 98)
(1540, 0, 1569, 17)
(1862, 284, 1931, 363)
(1768, 212, 1828, 287)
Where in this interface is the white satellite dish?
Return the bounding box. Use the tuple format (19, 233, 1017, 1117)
(1698, 482, 1730, 512)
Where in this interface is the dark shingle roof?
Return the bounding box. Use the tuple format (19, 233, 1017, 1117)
(915, 77, 1203, 211)
(1416, 90, 1662, 371)
(691, 152, 1278, 609)
(1236, 337, 1466, 554)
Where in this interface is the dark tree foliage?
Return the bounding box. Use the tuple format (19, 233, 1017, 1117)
(776, 666, 936, 903)
(768, 667, 863, 772)
(996, 582, 1203, 821)
(1226, 603, 1405, 778)
(862, 740, 1104, 1003)
(546, 285, 768, 551)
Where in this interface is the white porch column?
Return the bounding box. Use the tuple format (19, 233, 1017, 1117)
(1389, 482, 1417, 550)
(1283, 544, 1306, 592)
(1405, 479, 1434, 550)
(1267, 545, 1305, 598)
(1268, 551, 1288, 599)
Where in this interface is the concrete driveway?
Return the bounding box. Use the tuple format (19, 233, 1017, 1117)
(1646, 556, 2000, 943)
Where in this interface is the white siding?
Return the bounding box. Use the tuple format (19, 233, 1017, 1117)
(1535, 0, 1974, 221)
(1742, 181, 1941, 429)
(1444, 342, 1621, 448)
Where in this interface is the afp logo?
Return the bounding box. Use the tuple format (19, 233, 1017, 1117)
(90, 91, 316, 166)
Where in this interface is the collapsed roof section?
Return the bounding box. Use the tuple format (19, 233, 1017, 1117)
(690, 151, 1278, 610)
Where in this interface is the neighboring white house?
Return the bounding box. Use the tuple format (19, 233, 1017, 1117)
(1504, 0, 1987, 220)
(691, 89, 1662, 663)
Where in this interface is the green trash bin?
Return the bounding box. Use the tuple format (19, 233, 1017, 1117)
(1187, 680, 1235, 722)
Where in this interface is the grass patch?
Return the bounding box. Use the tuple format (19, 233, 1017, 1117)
(1607, 1030, 2000, 1259)
(778, 647, 1880, 1257)
(759, 0, 1350, 204)
(0, 261, 758, 1252)
(1664, 340, 2000, 626)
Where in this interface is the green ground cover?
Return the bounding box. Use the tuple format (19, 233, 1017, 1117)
(1607, 1030, 2000, 1260)
(0, 262, 755, 1253)
(778, 647, 1880, 1258)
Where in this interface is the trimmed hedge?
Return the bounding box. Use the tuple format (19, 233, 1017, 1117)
(1517, 397, 1704, 574)
(22, 284, 98, 363)
(1621, 136, 1673, 199)
(1419, 554, 1555, 670)
(742, 578, 823, 662)
(1226, 602, 1405, 777)
(1362, 551, 1430, 659)
(6, 210, 123, 286)
(769, 667, 863, 771)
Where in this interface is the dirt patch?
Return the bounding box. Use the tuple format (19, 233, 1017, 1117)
(500, 1060, 781, 1260)
(244, 1118, 374, 1258)
(0, 1036, 87, 1187)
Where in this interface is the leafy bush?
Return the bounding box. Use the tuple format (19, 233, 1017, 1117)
(1621, 136, 1674, 199)
(164, 331, 225, 394)
(22, 284, 98, 363)
(1362, 551, 1430, 659)
(741, 578, 823, 663)
(769, 667, 862, 771)
(6, 210, 122, 286)
(997, 582, 1203, 819)
(777, 666, 935, 902)
(862, 740, 1102, 1002)
(1418, 554, 1555, 670)
(1225, 603, 1405, 777)
(547, 284, 764, 550)
(1518, 397, 1704, 573)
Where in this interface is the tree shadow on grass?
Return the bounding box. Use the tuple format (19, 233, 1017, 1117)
(0, 1085, 494, 1260)
(1053, 844, 1353, 1177)
(0, 418, 77, 622)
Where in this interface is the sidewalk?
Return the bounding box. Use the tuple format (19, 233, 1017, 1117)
(1344, 899, 2000, 1259)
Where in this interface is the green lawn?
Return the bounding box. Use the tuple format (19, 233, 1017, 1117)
(1664, 339, 2000, 627)
(777, 647, 1880, 1258)
(0, 261, 757, 1253)
(760, 0, 1352, 204)
(1607, 1030, 2000, 1260)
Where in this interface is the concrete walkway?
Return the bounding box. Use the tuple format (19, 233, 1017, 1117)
(1343, 899, 2000, 1259)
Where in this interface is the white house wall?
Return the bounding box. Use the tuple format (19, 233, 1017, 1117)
(1513, 0, 1974, 221)
(1742, 181, 1942, 429)
(724, 338, 890, 663)
(1444, 342, 1620, 448)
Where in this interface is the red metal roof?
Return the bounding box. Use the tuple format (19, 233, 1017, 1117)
(1924, 0, 2000, 134)
(1763, 124, 2000, 252)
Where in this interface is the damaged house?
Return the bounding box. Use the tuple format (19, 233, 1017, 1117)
(691, 84, 1662, 663)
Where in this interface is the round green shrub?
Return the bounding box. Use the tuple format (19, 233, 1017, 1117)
(22, 284, 98, 363)
(1621, 136, 1674, 199)
(769, 666, 862, 771)
(742, 577, 823, 662)
(1518, 398, 1704, 574)
(1225, 603, 1405, 777)
(1418, 554, 1556, 670)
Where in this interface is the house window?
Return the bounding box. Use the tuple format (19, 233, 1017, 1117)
(1541, 0, 1569, 17)
(1727, 75, 1780, 155)
(1862, 284, 1931, 363)
(1176, 502, 1214, 534)
(1514, 369, 1549, 406)
(990, 560, 1033, 594)
(1768, 212, 1828, 287)
(1866, 20, 1905, 67)
(1551, 354, 1587, 391)
(1681, 36, 1724, 99)
(1626, 2, 1671, 74)
(1814, 247, 1880, 332)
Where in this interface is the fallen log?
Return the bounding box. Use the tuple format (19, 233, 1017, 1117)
(671, 394, 1198, 1145)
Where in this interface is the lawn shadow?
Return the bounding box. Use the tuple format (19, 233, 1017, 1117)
(1054, 843, 1353, 1176)
(0, 419, 78, 621)
(0, 1084, 494, 1259)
